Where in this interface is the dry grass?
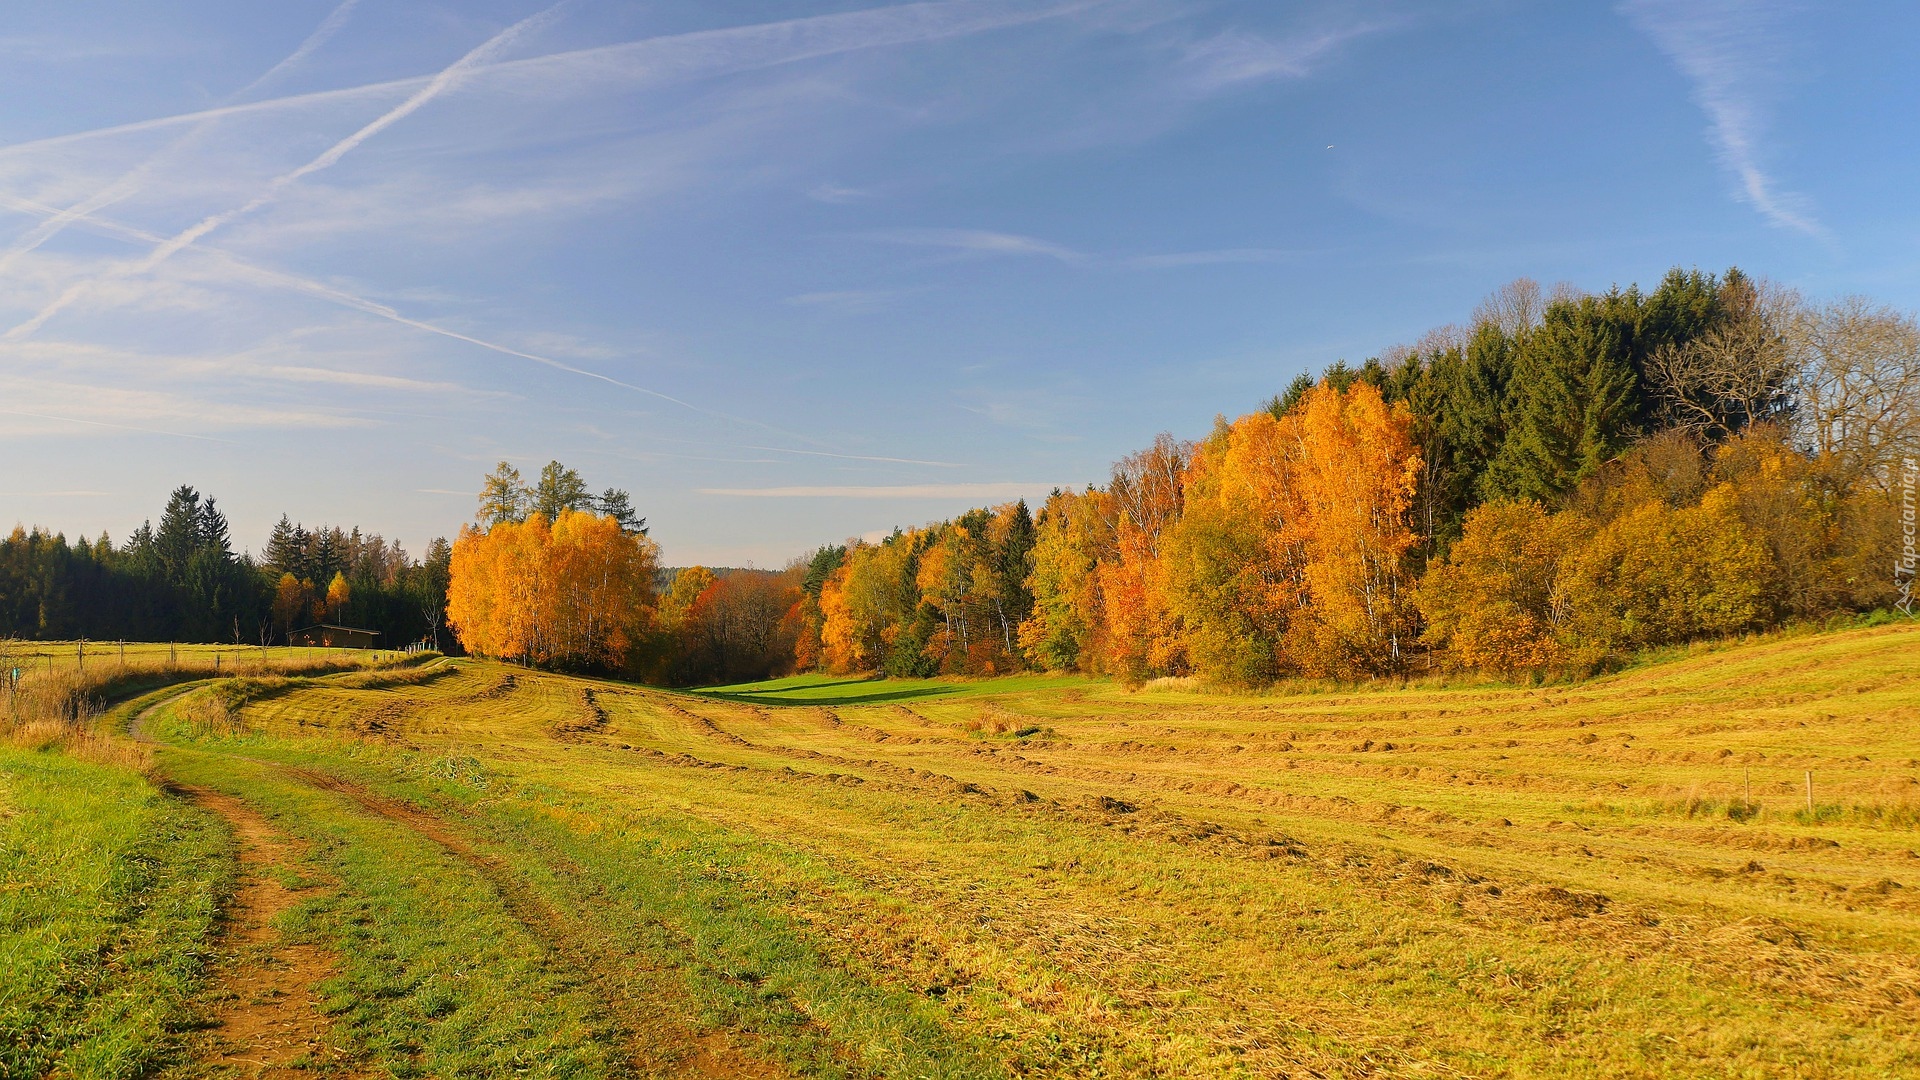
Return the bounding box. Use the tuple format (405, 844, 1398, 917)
(157, 623, 1920, 1076)
(0, 644, 427, 768)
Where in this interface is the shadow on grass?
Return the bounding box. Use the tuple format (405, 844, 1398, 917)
(689, 680, 961, 707)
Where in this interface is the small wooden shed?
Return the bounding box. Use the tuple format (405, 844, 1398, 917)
(289, 624, 380, 650)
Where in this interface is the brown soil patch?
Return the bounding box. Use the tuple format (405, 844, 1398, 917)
(176, 784, 356, 1077)
(134, 689, 795, 1078)
(276, 765, 792, 1079)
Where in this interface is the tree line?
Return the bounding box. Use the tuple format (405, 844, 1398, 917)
(14, 266, 1910, 687)
(794, 268, 1919, 684)
(0, 487, 452, 648)
(446, 459, 809, 684)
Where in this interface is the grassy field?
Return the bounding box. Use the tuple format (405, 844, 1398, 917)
(0, 641, 399, 682)
(6, 623, 1919, 1077)
(0, 688, 232, 1079)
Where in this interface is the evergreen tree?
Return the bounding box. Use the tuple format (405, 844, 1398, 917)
(313, 527, 343, 584)
(1638, 268, 1727, 361)
(593, 488, 648, 535)
(154, 485, 205, 585)
(264, 515, 304, 576)
(1483, 292, 1642, 502)
(800, 545, 845, 598)
(532, 461, 591, 520)
(196, 497, 233, 562)
(478, 461, 530, 526)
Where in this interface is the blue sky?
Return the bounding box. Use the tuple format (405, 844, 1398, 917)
(2, 0, 1916, 566)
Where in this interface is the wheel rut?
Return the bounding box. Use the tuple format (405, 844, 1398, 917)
(131, 690, 792, 1080)
(275, 764, 793, 1079)
(165, 782, 357, 1078)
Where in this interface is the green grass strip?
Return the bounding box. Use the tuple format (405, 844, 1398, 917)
(0, 745, 229, 1080)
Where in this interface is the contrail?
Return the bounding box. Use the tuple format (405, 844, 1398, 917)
(744, 446, 969, 468)
(0, 0, 1102, 160)
(0, 0, 362, 277)
(238, 0, 363, 94)
(0, 189, 796, 436)
(5, 2, 567, 342)
(0, 407, 234, 443)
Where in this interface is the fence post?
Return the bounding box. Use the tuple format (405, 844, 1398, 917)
(1805, 770, 1814, 815)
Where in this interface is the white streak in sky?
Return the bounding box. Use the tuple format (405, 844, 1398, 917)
(1620, 0, 1826, 238)
(0, 0, 361, 277)
(0, 407, 233, 443)
(1180, 23, 1383, 92)
(4, 2, 567, 341)
(239, 0, 362, 93)
(868, 228, 1090, 263)
(869, 229, 1308, 270)
(742, 446, 968, 468)
(699, 483, 1061, 499)
(0, 1, 1103, 160)
(0, 190, 795, 437)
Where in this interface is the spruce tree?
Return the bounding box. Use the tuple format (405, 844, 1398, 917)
(264, 515, 303, 576)
(1483, 292, 1641, 502)
(593, 488, 648, 535)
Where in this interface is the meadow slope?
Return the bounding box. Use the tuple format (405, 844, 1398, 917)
(102, 623, 1920, 1076)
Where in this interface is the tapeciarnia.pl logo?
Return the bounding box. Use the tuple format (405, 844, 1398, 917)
(1898, 456, 1917, 616)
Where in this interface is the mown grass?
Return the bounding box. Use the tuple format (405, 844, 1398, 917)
(690, 671, 1090, 707)
(153, 742, 620, 1079)
(0, 731, 229, 1078)
(14, 622, 1918, 1077)
(148, 686, 1011, 1078)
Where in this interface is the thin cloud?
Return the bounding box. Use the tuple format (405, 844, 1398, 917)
(808, 182, 872, 203)
(1123, 247, 1307, 269)
(784, 288, 903, 312)
(5, 2, 568, 341)
(0, 0, 363, 278)
(0, 407, 234, 443)
(0, 0, 1105, 159)
(869, 227, 1089, 263)
(743, 445, 967, 468)
(1620, 0, 1825, 238)
(869, 229, 1305, 271)
(1180, 23, 1384, 93)
(699, 483, 1060, 499)
(259, 365, 485, 395)
(0, 190, 770, 434)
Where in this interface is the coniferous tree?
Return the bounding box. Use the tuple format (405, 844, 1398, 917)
(478, 462, 531, 526)
(1483, 292, 1642, 502)
(532, 461, 591, 520)
(593, 488, 648, 535)
(265, 515, 303, 576)
(154, 486, 206, 585)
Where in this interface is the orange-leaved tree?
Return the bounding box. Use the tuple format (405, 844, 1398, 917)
(1161, 412, 1307, 685)
(447, 508, 659, 669)
(1556, 485, 1769, 651)
(1278, 381, 1423, 677)
(1094, 434, 1191, 683)
(817, 536, 918, 673)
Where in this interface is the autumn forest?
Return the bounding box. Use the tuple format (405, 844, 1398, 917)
(4, 267, 1916, 687)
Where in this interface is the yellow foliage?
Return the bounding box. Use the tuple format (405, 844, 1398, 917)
(447, 509, 659, 669)
(1558, 485, 1770, 650)
(1416, 500, 1580, 673)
